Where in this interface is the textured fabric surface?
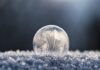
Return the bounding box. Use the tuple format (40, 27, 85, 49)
(0, 51, 99, 70)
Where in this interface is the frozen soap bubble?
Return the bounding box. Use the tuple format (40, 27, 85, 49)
(33, 25, 69, 53)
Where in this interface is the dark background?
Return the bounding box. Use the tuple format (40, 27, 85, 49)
(0, 0, 100, 51)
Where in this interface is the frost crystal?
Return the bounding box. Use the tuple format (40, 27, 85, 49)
(0, 51, 99, 70)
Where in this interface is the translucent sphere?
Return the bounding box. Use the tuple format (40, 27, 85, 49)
(33, 25, 69, 53)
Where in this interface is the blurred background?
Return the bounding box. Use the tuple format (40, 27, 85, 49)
(0, 0, 100, 51)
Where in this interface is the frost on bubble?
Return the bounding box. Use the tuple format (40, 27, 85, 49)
(33, 25, 69, 53)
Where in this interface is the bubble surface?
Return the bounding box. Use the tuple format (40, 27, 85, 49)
(33, 25, 69, 53)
